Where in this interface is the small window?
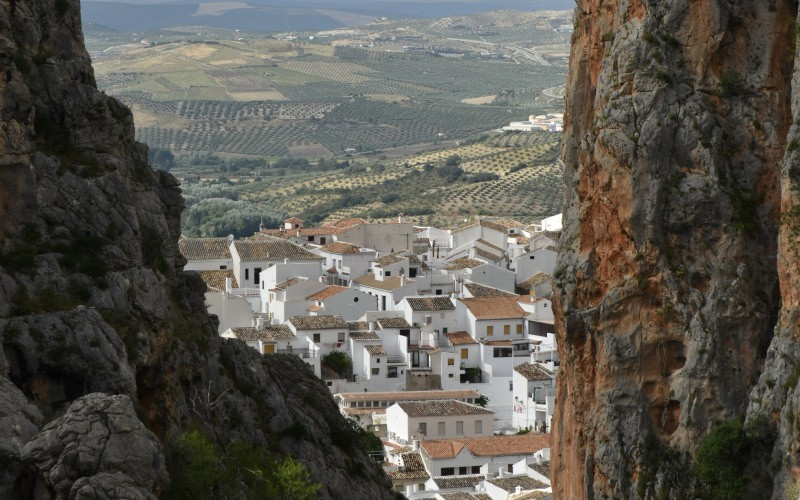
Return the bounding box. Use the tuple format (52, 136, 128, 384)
(471, 466, 480, 474)
(529, 255, 535, 259)
(245, 269, 250, 280)
(509, 380, 513, 391)
(254, 267, 262, 285)
(516, 324, 523, 334)
(435, 289, 442, 295)
(313, 333, 320, 343)
(372, 368, 379, 375)
(441, 467, 454, 476)
(327, 381, 332, 386)
(459, 466, 468, 475)
(320, 237, 327, 244)
(438, 422, 445, 436)
(486, 325, 494, 336)
(419, 423, 427, 435)
(461, 348, 469, 359)
(385, 271, 391, 277)
(338, 332, 345, 342)
(354, 297, 359, 302)
(475, 420, 482, 434)
(507, 464, 513, 473)
(376, 358, 381, 363)
(448, 358, 455, 366)
(504, 325, 510, 335)
(366, 401, 372, 408)
(456, 421, 464, 435)
(449, 373, 454, 378)
(219, 265, 227, 270)
(308, 236, 314, 241)
(442, 327, 448, 333)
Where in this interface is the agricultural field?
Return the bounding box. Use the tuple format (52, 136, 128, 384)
(177, 131, 563, 237)
(86, 9, 569, 159)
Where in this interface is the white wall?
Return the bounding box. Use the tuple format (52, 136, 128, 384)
(318, 288, 377, 321)
(184, 258, 232, 272)
(337, 223, 417, 252)
(206, 291, 254, 333)
(466, 264, 515, 292)
(516, 248, 557, 282)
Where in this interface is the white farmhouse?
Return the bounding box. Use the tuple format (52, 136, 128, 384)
(386, 400, 493, 444)
(419, 433, 550, 478)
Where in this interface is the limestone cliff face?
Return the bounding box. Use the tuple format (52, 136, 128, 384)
(554, 0, 797, 497)
(0, 0, 393, 497)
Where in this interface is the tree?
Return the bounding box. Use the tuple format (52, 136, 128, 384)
(476, 394, 489, 407)
(445, 154, 461, 166)
(321, 351, 352, 377)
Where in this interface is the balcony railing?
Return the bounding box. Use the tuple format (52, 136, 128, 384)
(386, 355, 406, 364)
(278, 348, 317, 359)
(229, 287, 261, 297)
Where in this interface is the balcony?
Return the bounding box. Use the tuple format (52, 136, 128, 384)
(386, 355, 406, 365)
(229, 287, 261, 297)
(278, 348, 317, 359)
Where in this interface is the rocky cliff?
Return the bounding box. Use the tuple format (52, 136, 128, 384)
(554, 0, 800, 497)
(0, 0, 394, 498)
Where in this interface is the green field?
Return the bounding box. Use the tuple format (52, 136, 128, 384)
(86, 9, 569, 158)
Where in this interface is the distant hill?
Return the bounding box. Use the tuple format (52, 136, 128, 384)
(80, 0, 575, 32)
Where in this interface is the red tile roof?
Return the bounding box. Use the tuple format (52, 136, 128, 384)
(307, 285, 347, 301)
(421, 433, 550, 459)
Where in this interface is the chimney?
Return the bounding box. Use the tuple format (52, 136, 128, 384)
(400, 275, 406, 286)
(412, 439, 419, 451)
(536, 455, 543, 465)
(284, 258, 289, 265)
(368, 321, 375, 332)
(469, 247, 476, 259)
(296, 229, 301, 238)
(498, 468, 506, 478)
(515, 486, 522, 495)
(398, 212, 404, 223)
(256, 316, 264, 329)
(225, 276, 232, 293)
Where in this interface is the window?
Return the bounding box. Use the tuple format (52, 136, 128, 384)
(376, 358, 381, 363)
(338, 332, 345, 342)
(471, 466, 480, 474)
(254, 267, 262, 284)
(504, 324, 510, 335)
(449, 374, 454, 378)
(516, 324, 523, 334)
(438, 422, 445, 436)
(509, 380, 513, 391)
(308, 236, 314, 241)
(448, 358, 455, 366)
(419, 423, 427, 436)
(456, 421, 464, 435)
(475, 420, 482, 434)
(354, 297, 359, 302)
(494, 347, 511, 357)
(461, 348, 469, 359)
(366, 401, 372, 408)
(219, 265, 227, 270)
(245, 269, 249, 280)
(507, 464, 513, 473)
(486, 325, 493, 336)
(435, 289, 442, 295)
(441, 467, 454, 476)
(388, 367, 398, 378)
(372, 368, 379, 375)
(320, 237, 327, 244)
(385, 271, 391, 277)
(442, 327, 448, 333)
(529, 255, 535, 259)
(313, 333, 321, 343)
(458, 466, 468, 475)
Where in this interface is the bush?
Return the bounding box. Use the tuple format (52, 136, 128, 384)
(692, 421, 749, 499)
(321, 351, 352, 377)
(718, 70, 746, 97)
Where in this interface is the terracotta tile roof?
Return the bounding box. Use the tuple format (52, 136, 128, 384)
(343, 407, 386, 416)
(348, 321, 370, 332)
(196, 270, 237, 292)
(320, 241, 363, 254)
(330, 217, 368, 228)
(378, 317, 412, 329)
(233, 236, 321, 261)
(396, 400, 493, 418)
(514, 362, 554, 381)
(480, 220, 513, 233)
(326, 266, 337, 273)
(460, 296, 528, 320)
(405, 296, 455, 311)
(529, 462, 550, 480)
(450, 222, 479, 234)
(272, 277, 303, 290)
(512, 492, 550, 500)
(483, 339, 512, 346)
(284, 217, 304, 224)
(440, 493, 484, 500)
(518, 272, 552, 289)
(374, 253, 408, 267)
(475, 238, 503, 252)
(289, 315, 348, 330)
(475, 248, 503, 262)
(299, 227, 340, 236)
(352, 274, 413, 291)
(335, 389, 479, 402)
(349, 331, 381, 341)
(488, 476, 548, 492)
(179, 237, 231, 260)
(307, 285, 347, 301)
(432, 475, 484, 489)
(446, 257, 485, 270)
(444, 331, 478, 345)
(307, 305, 323, 312)
(365, 345, 387, 356)
(422, 433, 550, 460)
(464, 282, 515, 298)
(228, 325, 295, 342)
(388, 452, 429, 480)
(474, 494, 493, 500)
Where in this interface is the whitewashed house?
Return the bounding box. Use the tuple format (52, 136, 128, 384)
(512, 362, 556, 433)
(306, 285, 377, 321)
(288, 315, 349, 361)
(386, 400, 494, 444)
(352, 274, 418, 311)
(179, 236, 233, 271)
(335, 218, 417, 253)
(514, 247, 557, 283)
(316, 241, 376, 285)
(195, 270, 253, 334)
(230, 236, 321, 289)
(419, 433, 550, 478)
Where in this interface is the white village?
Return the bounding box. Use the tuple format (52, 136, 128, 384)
(180, 212, 562, 500)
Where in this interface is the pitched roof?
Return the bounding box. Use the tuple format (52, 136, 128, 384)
(432, 475, 484, 489)
(196, 270, 237, 292)
(330, 217, 367, 228)
(475, 248, 502, 262)
(233, 236, 321, 261)
(349, 331, 381, 341)
(446, 257, 485, 270)
(387, 452, 429, 480)
(336, 389, 479, 402)
(405, 296, 455, 311)
(377, 317, 412, 329)
(444, 331, 478, 345)
(374, 253, 408, 267)
(475, 238, 503, 252)
(365, 345, 387, 356)
(320, 241, 363, 255)
(464, 282, 515, 298)
(421, 433, 550, 460)
(352, 274, 413, 291)
(179, 237, 231, 260)
(289, 315, 348, 330)
(396, 400, 493, 418)
(272, 277, 302, 290)
(440, 493, 491, 500)
(284, 217, 304, 224)
(307, 285, 347, 301)
(529, 462, 550, 480)
(347, 321, 370, 332)
(460, 296, 527, 320)
(487, 476, 549, 492)
(514, 362, 554, 381)
(518, 272, 552, 289)
(228, 325, 295, 342)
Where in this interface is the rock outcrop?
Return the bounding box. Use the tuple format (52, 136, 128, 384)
(0, 0, 394, 497)
(554, 0, 798, 497)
